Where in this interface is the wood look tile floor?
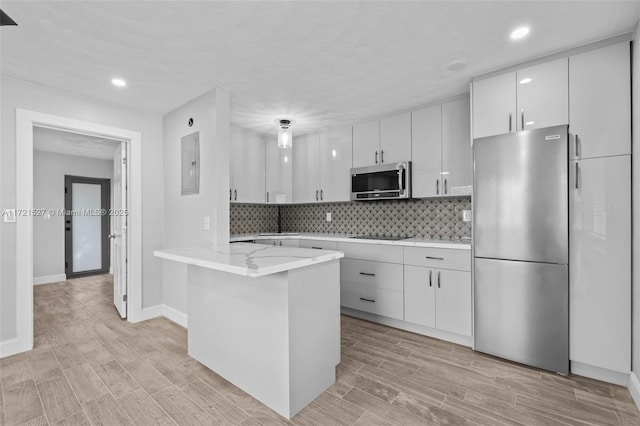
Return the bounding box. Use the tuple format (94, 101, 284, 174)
(1, 274, 638, 426)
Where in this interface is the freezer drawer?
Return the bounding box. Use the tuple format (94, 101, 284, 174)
(474, 257, 568, 374)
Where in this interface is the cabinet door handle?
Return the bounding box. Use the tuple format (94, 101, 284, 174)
(359, 272, 376, 277)
(436, 179, 440, 195)
(575, 134, 580, 157)
(229, 189, 232, 201)
(266, 192, 269, 203)
(508, 113, 512, 133)
(437, 271, 441, 288)
(359, 297, 375, 303)
(311, 247, 322, 250)
(381, 150, 384, 163)
(429, 270, 432, 287)
(316, 190, 319, 201)
(444, 179, 448, 195)
(521, 108, 525, 130)
(425, 256, 444, 260)
(234, 189, 237, 201)
(320, 189, 323, 200)
(575, 163, 579, 189)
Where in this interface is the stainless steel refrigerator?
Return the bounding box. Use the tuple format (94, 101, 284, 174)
(473, 125, 569, 374)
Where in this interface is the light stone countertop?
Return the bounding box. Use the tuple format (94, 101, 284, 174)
(229, 233, 472, 250)
(154, 243, 344, 277)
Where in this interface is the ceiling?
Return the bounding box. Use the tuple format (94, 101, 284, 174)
(33, 126, 121, 160)
(2, 1, 640, 136)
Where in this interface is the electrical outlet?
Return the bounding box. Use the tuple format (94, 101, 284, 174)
(462, 210, 472, 222)
(203, 216, 210, 230)
(326, 212, 332, 222)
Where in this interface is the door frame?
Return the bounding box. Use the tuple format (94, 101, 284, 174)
(16, 108, 143, 354)
(64, 175, 111, 279)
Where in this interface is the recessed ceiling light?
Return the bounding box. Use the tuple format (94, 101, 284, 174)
(519, 77, 533, 85)
(111, 78, 127, 87)
(444, 58, 467, 72)
(510, 26, 530, 40)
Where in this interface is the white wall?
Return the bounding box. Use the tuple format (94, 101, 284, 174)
(162, 88, 230, 315)
(0, 77, 164, 342)
(33, 151, 113, 279)
(632, 22, 640, 389)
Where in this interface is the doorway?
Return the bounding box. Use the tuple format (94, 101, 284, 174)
(14, 108, 143, 355)
(64, 175, 111, 278)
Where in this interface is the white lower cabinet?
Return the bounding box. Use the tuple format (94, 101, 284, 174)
(299, 239, 339, 251)
(404, 265, 471, 337)
(569, 155, 631, 374)
(339, 258, 404, 320)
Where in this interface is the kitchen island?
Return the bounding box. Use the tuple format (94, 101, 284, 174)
(154, 243, 344, 419)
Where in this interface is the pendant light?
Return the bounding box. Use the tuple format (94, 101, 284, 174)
(276, 118, 295, 149)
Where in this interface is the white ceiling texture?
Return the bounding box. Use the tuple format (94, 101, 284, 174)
(2, 1, 640, 137)
(33, 126, 121, 160)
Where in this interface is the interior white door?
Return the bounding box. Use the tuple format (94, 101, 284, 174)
(113, 142, 127, 318)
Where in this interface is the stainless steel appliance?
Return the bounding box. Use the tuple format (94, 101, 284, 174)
(350, 161, 411, 200)
(473, 125, 569, 374)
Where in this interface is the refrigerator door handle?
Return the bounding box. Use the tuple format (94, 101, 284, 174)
(509, 113, 512, 133)
(521, 108, 525, 130)
(575, 134, 579, 157)
(575, 163, 579, 189)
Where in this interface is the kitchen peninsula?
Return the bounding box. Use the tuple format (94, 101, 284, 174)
(154, 243, 344, 419)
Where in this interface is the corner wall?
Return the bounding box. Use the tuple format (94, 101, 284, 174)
(161, 89, 230, 315)
(631, 21, 640, 404)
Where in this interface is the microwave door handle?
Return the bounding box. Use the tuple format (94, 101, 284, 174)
(397, 165, 405, 196)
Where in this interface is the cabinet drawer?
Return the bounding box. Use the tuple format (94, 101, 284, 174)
(340, 259, 403, 292)
(340, 282, 403, 320)
(337, 242, 403, 263)
(404, 246, 470, 271)
(299, 239, 339, 251)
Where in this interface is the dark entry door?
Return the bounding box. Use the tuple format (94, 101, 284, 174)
(64, 175, 111, 278)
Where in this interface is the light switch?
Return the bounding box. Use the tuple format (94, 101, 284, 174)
(203, 216, 210, 230)
(326, 212, 332, 222)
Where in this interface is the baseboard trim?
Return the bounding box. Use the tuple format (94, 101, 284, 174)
(0, 338, 18, 358)
(33, 274, 67, 285)
(341, 307, 473, 347)
(571, 361, 629, 386)
(628, 372, 640, 411)
(163, 305, 188, 328)
(140, 304, 164, 321)
(139, 304, 188, 328)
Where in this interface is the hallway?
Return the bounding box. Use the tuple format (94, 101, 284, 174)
(0, 275, 638, 425)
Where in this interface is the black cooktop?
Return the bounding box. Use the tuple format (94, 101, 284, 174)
(349, 235, 411, 241)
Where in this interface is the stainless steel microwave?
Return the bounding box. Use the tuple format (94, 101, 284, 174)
(350, 161, 412, 201)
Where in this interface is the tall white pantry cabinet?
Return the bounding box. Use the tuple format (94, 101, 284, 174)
(568, 42, 631, 377)
(472, 41, 631, 380)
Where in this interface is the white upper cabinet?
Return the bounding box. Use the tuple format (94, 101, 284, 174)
(569, 42, 631, 159)
(411, 105, 442, 198)
(516, 58, 568, 131)
(412, 97, 471, 197)
(319, 126, 353, 202)
(292, 133, 321, 203)
(569, 155, 631, 374)
(473, 58, 568, 138)
(472, 72, 516, 139)
(352, 120, 380, 167)
(441, 98, 472, 196)
(265, 137, 292, 204)
(380, 112, 412, 165)
(230, 126, 265, 204)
